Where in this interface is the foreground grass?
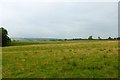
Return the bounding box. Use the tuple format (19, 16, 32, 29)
(0, 47, 2, 79)
(2, 40, 118, 78)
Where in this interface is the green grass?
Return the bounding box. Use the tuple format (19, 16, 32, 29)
(2, 40, 118, 78)
(0, 47, 2, 79)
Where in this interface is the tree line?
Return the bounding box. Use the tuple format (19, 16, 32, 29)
(0, 27, 119, 47)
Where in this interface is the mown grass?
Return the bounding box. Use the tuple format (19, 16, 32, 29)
(2, 40, 118, 78)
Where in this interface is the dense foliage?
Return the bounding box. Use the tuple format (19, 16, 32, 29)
(0, 27, 11, 47)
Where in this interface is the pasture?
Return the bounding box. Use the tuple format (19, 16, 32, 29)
(2, 40, 118, 78)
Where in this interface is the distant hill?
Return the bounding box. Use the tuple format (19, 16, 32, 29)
(11, 38, 63, 41)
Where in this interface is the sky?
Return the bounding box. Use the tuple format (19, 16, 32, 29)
(0, 0, 119, 39)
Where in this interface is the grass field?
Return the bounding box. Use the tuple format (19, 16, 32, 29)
(2, 40, 118, 78)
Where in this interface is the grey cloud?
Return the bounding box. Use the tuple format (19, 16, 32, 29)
(0, 1, 118, 39)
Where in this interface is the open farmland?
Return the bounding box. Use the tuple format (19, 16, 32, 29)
(2, 40, 118, 78)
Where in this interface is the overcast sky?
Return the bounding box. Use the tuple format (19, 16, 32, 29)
(0, 0, 118, 39)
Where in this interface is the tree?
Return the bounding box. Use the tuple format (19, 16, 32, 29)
(0, 27, 11, 46)
(117, 37, 120, 40)
(98, 36, 102, 40)
(88, 36, 93, 40)
(108, 37, 113, 40)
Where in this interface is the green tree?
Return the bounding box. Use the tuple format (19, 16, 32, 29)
(108, 37, 113, 40)
(98, 36, 102, 40)
(0, 27, 11, 46)
(88, 36, 93, 40)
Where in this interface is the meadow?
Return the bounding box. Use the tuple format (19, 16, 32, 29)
(2, 40, 118, 78)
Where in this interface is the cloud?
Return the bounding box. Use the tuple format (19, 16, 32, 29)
(0, 1, 118, 39)
(0, 0, 119, 3)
